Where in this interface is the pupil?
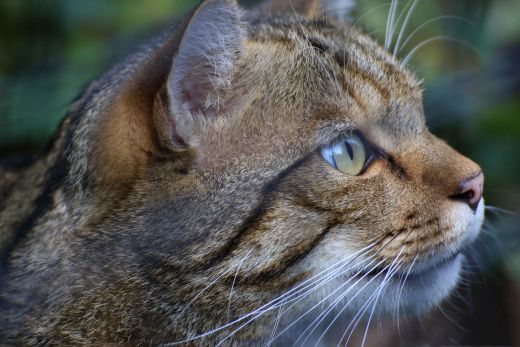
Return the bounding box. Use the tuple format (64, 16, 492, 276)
(345, 142, 354, 160)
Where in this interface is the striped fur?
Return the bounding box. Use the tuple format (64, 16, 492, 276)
(0, 0, 484, 345)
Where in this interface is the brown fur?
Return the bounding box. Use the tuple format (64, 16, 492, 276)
(0, 0, 483, 345)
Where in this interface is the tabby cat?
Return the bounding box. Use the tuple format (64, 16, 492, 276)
(0, 0, 485, 345)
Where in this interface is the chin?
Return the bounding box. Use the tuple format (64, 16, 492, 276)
(388, 253, 464, 314)
(284, 201, 484, 338)
(277, 254, 464, 346)
(319, 253, 464, 319)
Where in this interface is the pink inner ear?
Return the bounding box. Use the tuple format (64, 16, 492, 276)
(183, 75, 211, 115)
(166, 0, 244, 146)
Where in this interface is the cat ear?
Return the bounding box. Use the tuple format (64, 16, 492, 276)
(166, 0, 245, 147)
(258, 0, 356, 23)
(89, 0, 244, 190)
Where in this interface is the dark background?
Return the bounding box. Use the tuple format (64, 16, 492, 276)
(0, 0, 519, 345)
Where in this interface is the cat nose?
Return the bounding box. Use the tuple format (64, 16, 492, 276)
(450, 172, 484, 212)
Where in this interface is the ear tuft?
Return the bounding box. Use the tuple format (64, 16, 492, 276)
(167, 0, 245, 146)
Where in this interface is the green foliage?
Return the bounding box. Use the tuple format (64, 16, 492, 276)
(0, 0, 199, 154)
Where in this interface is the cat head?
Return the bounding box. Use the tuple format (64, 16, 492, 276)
(67, 0, 484, 341)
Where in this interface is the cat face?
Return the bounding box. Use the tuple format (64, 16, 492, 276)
(158, 4, 483, 314)
(80, 0, 484, 342)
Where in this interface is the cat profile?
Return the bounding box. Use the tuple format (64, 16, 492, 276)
(0, 0, 484, 345)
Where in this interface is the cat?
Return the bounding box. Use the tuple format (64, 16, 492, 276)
(0, 0, 485, 345)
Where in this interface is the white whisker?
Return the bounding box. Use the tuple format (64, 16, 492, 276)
(316, 248, 403, 343)
(485, 205, 519, 216)
(437, 304, 469, 334)
(402, 36, 479, 66)
(396, 255, 418, 336)
(234, 255, 379, 347)
(393, 0, 419, 55)
(215, 256, 377, 347)
(288, 257, 384, 346)
(171, 267, 231, 328)
(340, 249, 405, 347)
(161, 244, 375, 346)
(266, 298, 285, 347)
(396, 15, 475, 55)
(352, 2, 396, 29)
(360, 259, 403, 347)
(316, 258, 403, 347)
(388, 0, 413, 50)
(385, 0, 399, 49)
(227, 248, 254, 320)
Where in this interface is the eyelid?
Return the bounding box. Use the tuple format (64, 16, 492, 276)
(315, 122, 355, 148)
(357, 134, 387, 174)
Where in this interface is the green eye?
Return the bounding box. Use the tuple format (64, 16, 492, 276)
(320, 133, 367, 175)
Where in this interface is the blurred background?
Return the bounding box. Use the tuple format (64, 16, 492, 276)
(0, 0, 518, 345)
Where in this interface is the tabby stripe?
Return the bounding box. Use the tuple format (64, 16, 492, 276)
(204, 155, 311, 270)
(0, 120, 72, 281)
(347, 65, 391, 104)
(0, 165, 67, 280)
(248, 218, 341, 284)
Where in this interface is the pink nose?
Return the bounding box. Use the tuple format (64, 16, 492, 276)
(451, 172, 484, 212)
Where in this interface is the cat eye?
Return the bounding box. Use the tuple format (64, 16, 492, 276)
(320, 133, 368, 175)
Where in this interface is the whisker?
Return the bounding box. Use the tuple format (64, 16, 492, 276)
(338, 264, 399, 346)
(216, 257, 378, 347)
(276, 254, 375, 313)
(287, 232, 409, 344)
(367, 29, 387, 37)
(259, 244, 377, 311)
(396, 15, 475, 55)
(288, 256, 383, 346)
(387, 0, 413, 50)
(171, 267, 231, 328)
(395, 255, 418, 336)
(388, 0, 413, 50)
(485, 205, 519, 216)
(265, 256, 381, 345)
(402, 35, 479, 66)
(227, 248, 254, 320)
(392, 0, 420, 55)
(385, 0, 399, 49)
(352, 2, 396, 29)
(162, 244, 376, 345)
(289, 0, 310, 42)
(437, 304, 469, 334)
(165, 229, 403, 345)
(359, 259, 404, 347)
(339, 253, 405, 347)
(266, 298, 285, 347)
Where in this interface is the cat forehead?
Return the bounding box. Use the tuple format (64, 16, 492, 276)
(242, 14, 425, 133)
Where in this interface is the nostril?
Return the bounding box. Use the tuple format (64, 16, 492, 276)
(454, 189, 474, 201)
(450, 172, 484, 212)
